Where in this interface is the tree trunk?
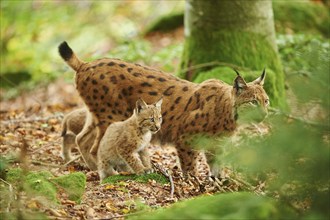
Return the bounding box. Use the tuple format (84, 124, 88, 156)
(180, 0, 285, 107)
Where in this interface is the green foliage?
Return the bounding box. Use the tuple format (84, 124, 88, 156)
(273, 1, 330, 37)
(278, 35, 329, 110)
(52, 172, 86, 203)
(0, 1, 184, 99)
(216, 36, 329, 218)
(130, 192, 296, 220)
(103, 173, 168, 185)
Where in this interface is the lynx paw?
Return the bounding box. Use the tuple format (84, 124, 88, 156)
(143, 168, 153, 174)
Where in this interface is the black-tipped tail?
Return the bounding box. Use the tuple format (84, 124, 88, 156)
(58, 41, 73, 61)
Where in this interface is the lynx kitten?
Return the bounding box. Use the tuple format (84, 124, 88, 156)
(97, 98, 162, 181)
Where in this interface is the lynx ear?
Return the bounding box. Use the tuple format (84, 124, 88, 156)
(154, 97, 163, 108)
(233, 70, 247, 94)
(136, 98, 148, 113)
(253, 68, 266, 86)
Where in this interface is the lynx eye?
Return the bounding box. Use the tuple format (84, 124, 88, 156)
(250, 100, 259, 105)
(265, 99, 270, 106)
(150, 118, 154, 122)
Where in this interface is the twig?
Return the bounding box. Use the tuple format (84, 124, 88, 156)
(99, 210, 148, 220)
(152, 162, 175, 199)
(180, 61, 251, 75)
(31, 160, 61, 168)
(0, 178, 15, 212)
(0, 114, 64, 125)
(268, 107, 328, 128)
(59, 155, 82, 171)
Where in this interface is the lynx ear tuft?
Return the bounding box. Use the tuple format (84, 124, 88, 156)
(253, 68, 266, 85)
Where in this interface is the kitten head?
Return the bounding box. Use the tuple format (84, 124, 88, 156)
(233, 69, 270, 123)
(134, 97, 163, 133)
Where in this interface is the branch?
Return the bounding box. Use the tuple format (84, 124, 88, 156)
(268, 107, 328, 128)
(152, 162, 175, 199)
(59, 155, 82, 171)
(0, 178, 15, 212)
(31, 160, 61, 168)
(180, 61, 251, 75)
(99, 210, 148, 220)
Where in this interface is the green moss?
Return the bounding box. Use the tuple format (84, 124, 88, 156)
(0, 212, 48, 220)
(25, 171, 58, 202)
(273, 1, 330, 37)
(193, 67, 278, 108)
(130, 192, 297, 220)
(145, 12, 184, 34)
(53, 172, 86, 203)
(180, 31, 285, 108)
(6, 168, 23, 183)
(6, 169, 86, 203)
(103, 173, 168, 185)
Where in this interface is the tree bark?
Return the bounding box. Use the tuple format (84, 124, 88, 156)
(181, 0, 285, 107)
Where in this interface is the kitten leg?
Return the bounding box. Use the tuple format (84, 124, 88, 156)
(61, 132, 76, 162)
(120, 152, 146, 174)
(98, 157, 118, 182)
(116, 164, 132, 173)
(139, 148, 152, 173)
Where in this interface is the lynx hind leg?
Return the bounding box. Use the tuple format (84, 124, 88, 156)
(61, 131, 76, 162)
(176, 143, 206, 176)
(89, 125, 102, 155)
(76, 112, 98, 170)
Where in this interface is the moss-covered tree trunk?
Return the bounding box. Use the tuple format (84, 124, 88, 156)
(180, 0, 285, 107)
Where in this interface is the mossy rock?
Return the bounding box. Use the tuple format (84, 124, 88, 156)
(145, 12, 184, 34)
(5, 168, 86, 204)
(130, 192, 297, 220)
(193, 67, 278, 108)
(53, 172, 86, 203)
(25, 171, 58, 202)
(103, 173, 168, 185)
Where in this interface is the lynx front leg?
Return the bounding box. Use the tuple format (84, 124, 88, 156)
(97, 159, 118, 182)
(120, 152, 146, 174)
(139, 148, 152, 173)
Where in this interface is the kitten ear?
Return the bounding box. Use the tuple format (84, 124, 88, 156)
(154, 97, 163, 108)
(253, 68, 266, 86)
(136, 98, 148, 113)
(233, 69, 247, 94)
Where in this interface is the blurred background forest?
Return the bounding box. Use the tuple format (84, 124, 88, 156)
(0, 0, 329, 219)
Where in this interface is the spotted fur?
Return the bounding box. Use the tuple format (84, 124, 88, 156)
(58, 41, 270, 176)
(98, 98, 162, 181)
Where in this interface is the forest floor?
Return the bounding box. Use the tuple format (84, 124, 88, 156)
(0, 77, 265, 219)
(0, 29, 252, 219)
